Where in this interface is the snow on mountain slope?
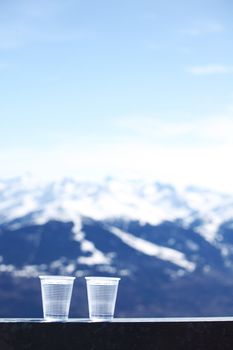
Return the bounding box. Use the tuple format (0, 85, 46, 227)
(0, 175, 233, 243)
(108, 226, 195, 271)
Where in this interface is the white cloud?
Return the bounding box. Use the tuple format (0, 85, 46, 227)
(115, 115, 233, 145)
(184, 20, 224, 37)
(117, 116, 193, 138)
(188, 65, 233, 75)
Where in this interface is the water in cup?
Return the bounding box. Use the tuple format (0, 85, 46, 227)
(85, 277, 120, 321)
(39, 276, 75, 321)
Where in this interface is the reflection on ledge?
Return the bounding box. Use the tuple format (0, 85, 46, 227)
(0, 317, 233, 349)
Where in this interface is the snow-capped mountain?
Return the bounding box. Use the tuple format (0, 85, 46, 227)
(0, 175, 233, 318)
(1, 175, 233, 239)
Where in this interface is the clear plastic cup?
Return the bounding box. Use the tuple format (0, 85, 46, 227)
(39, 275, 75, 321)
(85, 277, 120, 321)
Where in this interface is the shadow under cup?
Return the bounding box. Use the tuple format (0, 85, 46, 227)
(85, 277, 120, 321)
(39, 276, 75, 321)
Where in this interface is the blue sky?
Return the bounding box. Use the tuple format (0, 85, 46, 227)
(1, 0, 233, 192)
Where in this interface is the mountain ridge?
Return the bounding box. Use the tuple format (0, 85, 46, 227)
(1, 175, 233, 242)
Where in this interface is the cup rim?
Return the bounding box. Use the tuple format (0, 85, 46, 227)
(85, 276, 120, 281)
(39, 275, 76, 280)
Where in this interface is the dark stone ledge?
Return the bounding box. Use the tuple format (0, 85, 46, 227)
(0, 317, 233, 350)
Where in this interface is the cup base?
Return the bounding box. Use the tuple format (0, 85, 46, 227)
(44, 315, 69, 322)
(89, 315, 113, 322)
